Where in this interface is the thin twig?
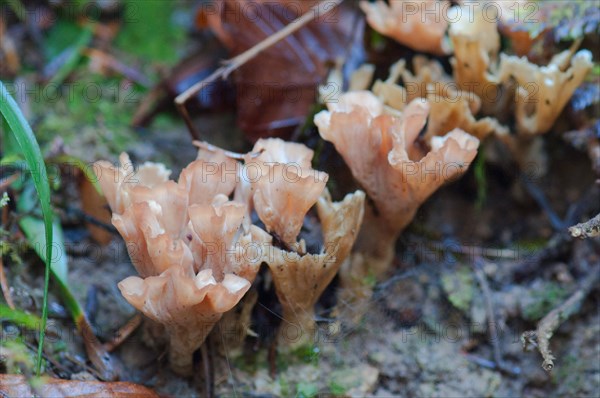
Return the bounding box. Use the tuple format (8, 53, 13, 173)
(522, 264, 600, 371)
(175, 0, 345, 140)
(569, 212, 600, 239)
(472, 257, 521, 376)
(520, 174, 565, 231)
(201, 343, 214, 398)
(103, 314, 143, 352)
(0, 174, 19, 191)
(192, 140, 247, 160)
(0, 255, 15, 309)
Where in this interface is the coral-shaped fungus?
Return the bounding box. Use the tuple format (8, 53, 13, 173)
(498, 49, 593, 135)
(360, 0, 450, 55)
(95, 151, 269, 375)
(96, 138, 366, 370)
(315, 91, 479, 316)
(372, 57, 508, 140)
(449, 3, 502, 114)
(242, 139, 364, 346)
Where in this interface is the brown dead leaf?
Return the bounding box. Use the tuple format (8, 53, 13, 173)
(79, 175, 113, 245)
(0, 374, 159, 397)
(206, 0, 364, 141)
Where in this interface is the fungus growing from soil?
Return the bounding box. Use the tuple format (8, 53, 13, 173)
(314, 91, 479, 317)
(244, 138, 329, 250)
(94, 154, 270, 376)
(266, 189, 364, 347)
(242, 138, 364, 346)
(96, 138, 365, 369)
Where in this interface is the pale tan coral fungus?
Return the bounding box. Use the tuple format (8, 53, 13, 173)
(266, 189, 364, 347)
(449, 4, 502, 114)
(96, 137, 365, 369)
(498, 49, 593, 135)
(241, 138, 364, 346)
(315, 91, 479, 318)
(95, 152, 268, 376)
(360, 0, 450, 55)
(372, 57, 508, 140)
(245, 139, 329, 249)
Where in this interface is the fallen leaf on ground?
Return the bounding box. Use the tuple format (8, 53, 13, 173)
(0, 374, 159, 397)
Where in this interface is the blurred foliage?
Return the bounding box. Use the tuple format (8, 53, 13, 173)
(441, 266, 474, 312)
(296, 381, 318, 398)
(115, 0, 187, 65)
(522, 282, 570, 321)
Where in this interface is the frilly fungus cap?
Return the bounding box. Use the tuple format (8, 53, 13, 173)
(264, 189, 365, 347)
(315, 91, 480, 234)
(498, 49, 593, 135)
(360, 0, 450, 55)
(449, 3, 501, 112)
(372, 56, 507, 140)
(315, 91, 479, 319)
(95, 137, 364, 363)
(245, 138, 329, 249)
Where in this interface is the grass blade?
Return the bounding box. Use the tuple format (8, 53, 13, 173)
(0, 304, 43, 330)
(0, 80, 54, 375)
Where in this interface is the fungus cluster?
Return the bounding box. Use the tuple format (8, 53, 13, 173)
(313, 0, 593, 318)
(91, 0, 595, 377)
(95, 139, 364, 374)
(363, 2, 593, 137)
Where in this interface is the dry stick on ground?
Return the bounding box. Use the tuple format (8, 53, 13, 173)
(569, 212, 600, 239)
(522, 263, 600, 371)
(175, 0, 345, 140)
(0, 185, 16, 309)
(103, 314, 143, 352)
(0, 255, 15, 309)
(513, 186, 600, 280)
(472, 257, 521, 376)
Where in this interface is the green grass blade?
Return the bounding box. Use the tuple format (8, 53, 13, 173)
(45, 26, 93, 90)
(0, 80, 54, 376)
(51, 154, 102, 194)
(0, 304, 43, 330)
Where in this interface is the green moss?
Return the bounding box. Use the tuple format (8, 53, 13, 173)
(231, 350, 268, 374)
(279, 376, 291, 397)
(522, 282, 570, 321)
(329, 380, 347, 396)
(441, 266, 474, 312)
(296, 381, 318, 398)
(115, 0, 186, 66)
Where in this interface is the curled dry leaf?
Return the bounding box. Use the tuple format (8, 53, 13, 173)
(206, 0, 364, 141)
(0, 374, 158, 398)
(360, 0, 450, 55)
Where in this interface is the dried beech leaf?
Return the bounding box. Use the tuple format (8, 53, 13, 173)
(0, 375, 158, 398)
(207, 0, 364, 141)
